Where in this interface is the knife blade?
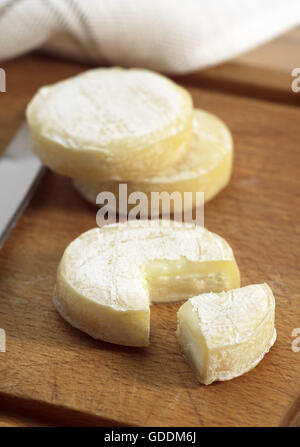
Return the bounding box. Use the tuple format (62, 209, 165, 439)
(0, 123, 44, 249)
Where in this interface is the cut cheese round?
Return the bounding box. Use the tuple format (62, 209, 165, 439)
(176, 283, 276, 384)
(54, 220, 240, 347)
(26, 68, 193, 181)
(72, 109, 233, 213)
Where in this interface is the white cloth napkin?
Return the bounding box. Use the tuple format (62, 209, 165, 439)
(0, 0, 299, 74)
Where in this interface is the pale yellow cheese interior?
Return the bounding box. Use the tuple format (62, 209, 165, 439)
(145, 259, 239, 303)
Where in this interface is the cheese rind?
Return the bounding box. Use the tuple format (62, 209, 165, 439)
(26, 67, 193, 181)
(176, 284, 276, 384)
(72, 109, 233, 212)
(54, 220, 240, 346)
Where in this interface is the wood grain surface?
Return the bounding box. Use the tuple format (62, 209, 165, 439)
(0, 54, 300, 427)
(174, 26, 300, 106)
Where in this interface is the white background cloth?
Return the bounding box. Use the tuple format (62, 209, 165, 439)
(0, 0, 299, 74)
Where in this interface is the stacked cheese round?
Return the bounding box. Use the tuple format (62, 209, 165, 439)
(26, 67, 193, 182)
(26, 67, 233, 213)
(72, 109, 233, 214)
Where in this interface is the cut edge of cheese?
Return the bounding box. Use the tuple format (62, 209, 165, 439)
(176, 283, 276, 384)
(54, 220, 240, 347)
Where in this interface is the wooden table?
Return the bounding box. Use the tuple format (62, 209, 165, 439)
(0, 28, 300, 427)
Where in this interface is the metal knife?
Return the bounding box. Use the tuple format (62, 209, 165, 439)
(0, 123, 44, 249)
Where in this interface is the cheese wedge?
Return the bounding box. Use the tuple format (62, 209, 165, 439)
(54, 220, 240, 347)
(72, 109, 233, 213)
(26, 68, 193, 181)
(176, 284, 276, 384)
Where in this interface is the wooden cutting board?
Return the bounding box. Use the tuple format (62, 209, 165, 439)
(0, 54, 300, 427)
(174, 25, 300, 106)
